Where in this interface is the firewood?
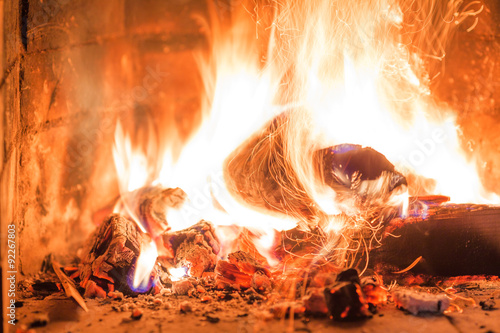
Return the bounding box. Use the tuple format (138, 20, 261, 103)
(78, 214, 159, 297)
(224, 113, 407, 223)
(52, 261, 88, 312)
(371, 204, 500, 276)
(223, 113, 324, 222)
(161, 220, 220, 277)
(119, 186, 187, 236)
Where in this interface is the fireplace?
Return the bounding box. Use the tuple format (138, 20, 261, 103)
(1, 0, 499, 332)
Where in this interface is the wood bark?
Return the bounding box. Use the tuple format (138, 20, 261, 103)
(371, 204, 500, 276)
(78, 214, 157, 297)
(161, 220, 220, 277)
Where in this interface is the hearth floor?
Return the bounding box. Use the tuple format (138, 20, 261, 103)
(12, 282, 500, 333)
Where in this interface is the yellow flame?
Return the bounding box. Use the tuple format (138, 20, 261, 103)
(133, 240, 158, 289)
(168, 267, 188, 282)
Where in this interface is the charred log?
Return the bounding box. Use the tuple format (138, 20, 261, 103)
(78, 214, 160, 297)
(224, 113, 322, 222)
(371, 204, 500, 276)
(119, 186, 187, 236)
(161, 220, 220, 277)
(227, 251, 271, 276)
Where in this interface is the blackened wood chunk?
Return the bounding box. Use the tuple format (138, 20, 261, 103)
(323, 269, 371, 321)
(336, 268, 361, 284)
(79, 214, 148, 297)
(324, 282, 370, 321)
(176, 241, 217, 278)
(162, 220, 220, 277)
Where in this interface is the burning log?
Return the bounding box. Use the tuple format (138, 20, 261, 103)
(214, 251, 272, 292)
(224, 113, 322, 221)
(371, 204, 500, 276)
(78, 214, 160, 297)
(224, 113, 407, 223)
(119, 186, 187, 236)
(229, 251, 272, 292)
(161, 220, 220, 277)
(214, 261, 253, 290)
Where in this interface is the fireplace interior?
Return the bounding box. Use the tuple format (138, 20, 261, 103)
(1, 0, 500, 332)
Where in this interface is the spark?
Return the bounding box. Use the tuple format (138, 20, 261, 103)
(393, 256, 423, 274)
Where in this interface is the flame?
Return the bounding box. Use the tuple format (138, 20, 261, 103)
(111, 0, 498, 280)
(132, 240, 158, 291)
(168, 267, 188, 282)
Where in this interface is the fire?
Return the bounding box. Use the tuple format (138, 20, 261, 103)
(168, 267, 188, 282)
(132, 240, 158, 291)
(111, 0, 498, 286)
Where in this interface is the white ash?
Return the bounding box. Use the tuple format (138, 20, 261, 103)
(392, 289, 450, 315)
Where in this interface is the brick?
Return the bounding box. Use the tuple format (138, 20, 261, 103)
(124, 0, 207, 37)
(27, 0, 126, 53)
